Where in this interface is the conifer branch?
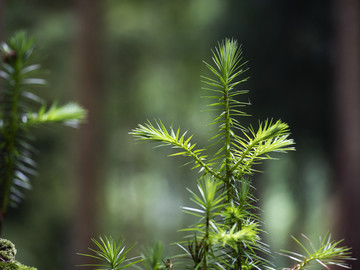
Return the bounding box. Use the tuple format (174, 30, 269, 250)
(202, 39, 250, 203)
(280, 234, 354, 270)
(130, 120, 221, 179)
(231, 119, 295, 176)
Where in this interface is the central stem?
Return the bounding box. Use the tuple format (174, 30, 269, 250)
(224, 86, 233, 203)
(203, 214, 210, 270)
(222, 71, 243, 269)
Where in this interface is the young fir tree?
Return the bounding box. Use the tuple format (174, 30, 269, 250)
(80, 39, 353, 270)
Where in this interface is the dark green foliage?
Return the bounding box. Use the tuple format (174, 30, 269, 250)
(0, 32, 86, 220)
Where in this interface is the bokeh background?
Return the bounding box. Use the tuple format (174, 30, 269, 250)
(1, 0, 359, 269)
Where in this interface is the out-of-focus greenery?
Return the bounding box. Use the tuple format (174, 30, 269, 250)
(2, 1, 338, 270)
(0, 31, 86, 218)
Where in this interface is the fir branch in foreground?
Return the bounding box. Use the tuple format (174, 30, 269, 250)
(130, 120, 220, 179)
(231, 119, 295, 176)
(280, 234, 354, 270)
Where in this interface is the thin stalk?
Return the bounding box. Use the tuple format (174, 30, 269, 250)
(221, 47, 245, 269)
(223, 82, 243, 270)
(224, 86, 234, 202)
(184, 149, 221, 181)
(203, 214, 210, 270)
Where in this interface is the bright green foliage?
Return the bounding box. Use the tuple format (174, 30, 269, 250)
(180, 178, 226, 269)
(77, 236, 144, 270)
(131, 120, 216, 178)
(280, 234, 353, 270)
(0, 32, 86, 217)
(130, 39, 354, 269)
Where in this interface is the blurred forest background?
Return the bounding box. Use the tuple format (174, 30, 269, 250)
(0, 0, 359, 269)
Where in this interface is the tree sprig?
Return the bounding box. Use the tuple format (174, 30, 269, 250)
(127, 38, 353, 270)
(77, 236, 144, 270)
(280, 234, 354, 270)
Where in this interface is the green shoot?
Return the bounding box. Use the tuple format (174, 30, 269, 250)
(77, 236, 144, 270)
(280, 234, 354, 270)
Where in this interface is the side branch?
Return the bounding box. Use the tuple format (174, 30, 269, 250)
(130, 120, 221, 180)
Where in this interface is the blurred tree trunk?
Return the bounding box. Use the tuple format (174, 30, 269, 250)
(71, 0, 105, 267)
(333, 0, 360, 267)
(0, 0, 4, 40)
(0, 0, 4, 236)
